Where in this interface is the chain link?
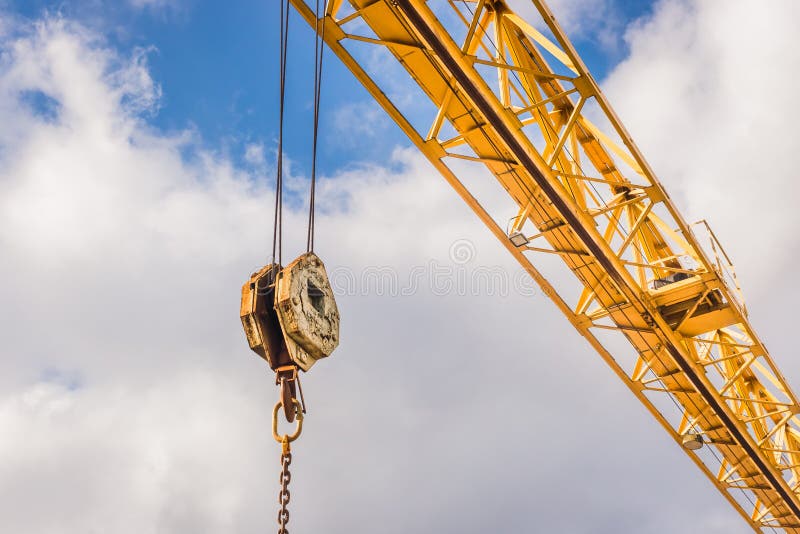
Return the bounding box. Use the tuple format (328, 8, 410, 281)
(277, 441, 292, 534)
(273, 398, 301, 534)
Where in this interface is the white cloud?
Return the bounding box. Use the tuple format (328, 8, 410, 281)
(330, 100, 389, 144)
(603, 0, 800, 301)
(243, 142, 265, 166)
(4, 3, 799, 534)
(128, 0, 179, 10)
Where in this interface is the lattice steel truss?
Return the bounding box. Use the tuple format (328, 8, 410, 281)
(289, 0, 800, 530)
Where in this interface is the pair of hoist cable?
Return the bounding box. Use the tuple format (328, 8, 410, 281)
(273, 0, 326, 264)
(269, 1, 328, 533)
(306, 0, 326, 253)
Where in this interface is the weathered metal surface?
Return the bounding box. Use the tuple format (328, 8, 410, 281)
(275, 252, 340, 371)
(241, 263, 291, 369)
(241, 253, 340, 373)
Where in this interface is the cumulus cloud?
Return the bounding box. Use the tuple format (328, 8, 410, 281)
(5, 3, 799, 534)
(604, 0, 800, 300)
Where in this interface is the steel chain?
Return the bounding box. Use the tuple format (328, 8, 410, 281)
(277, 442, 292, 534)
(272, 397, 302, 534)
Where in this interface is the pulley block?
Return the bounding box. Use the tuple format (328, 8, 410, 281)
(241, 263, 287, 369)
(240, 252, 340, 372)
(275, 252, 340, 371)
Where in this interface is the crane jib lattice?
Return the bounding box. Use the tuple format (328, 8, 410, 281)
(288, 0, 800, 531)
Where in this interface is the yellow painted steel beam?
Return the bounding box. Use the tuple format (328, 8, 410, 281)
(289, 0, 800, 530)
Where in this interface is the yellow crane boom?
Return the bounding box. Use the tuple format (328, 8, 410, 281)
(289, 0, 800, 530)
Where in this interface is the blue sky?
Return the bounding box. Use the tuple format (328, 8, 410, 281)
(4, 1, 800, 533)
(8, 0, 657, 176)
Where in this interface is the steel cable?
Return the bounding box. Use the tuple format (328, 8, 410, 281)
(306, 0, 327, 252)
(273, 0, 291, 266)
